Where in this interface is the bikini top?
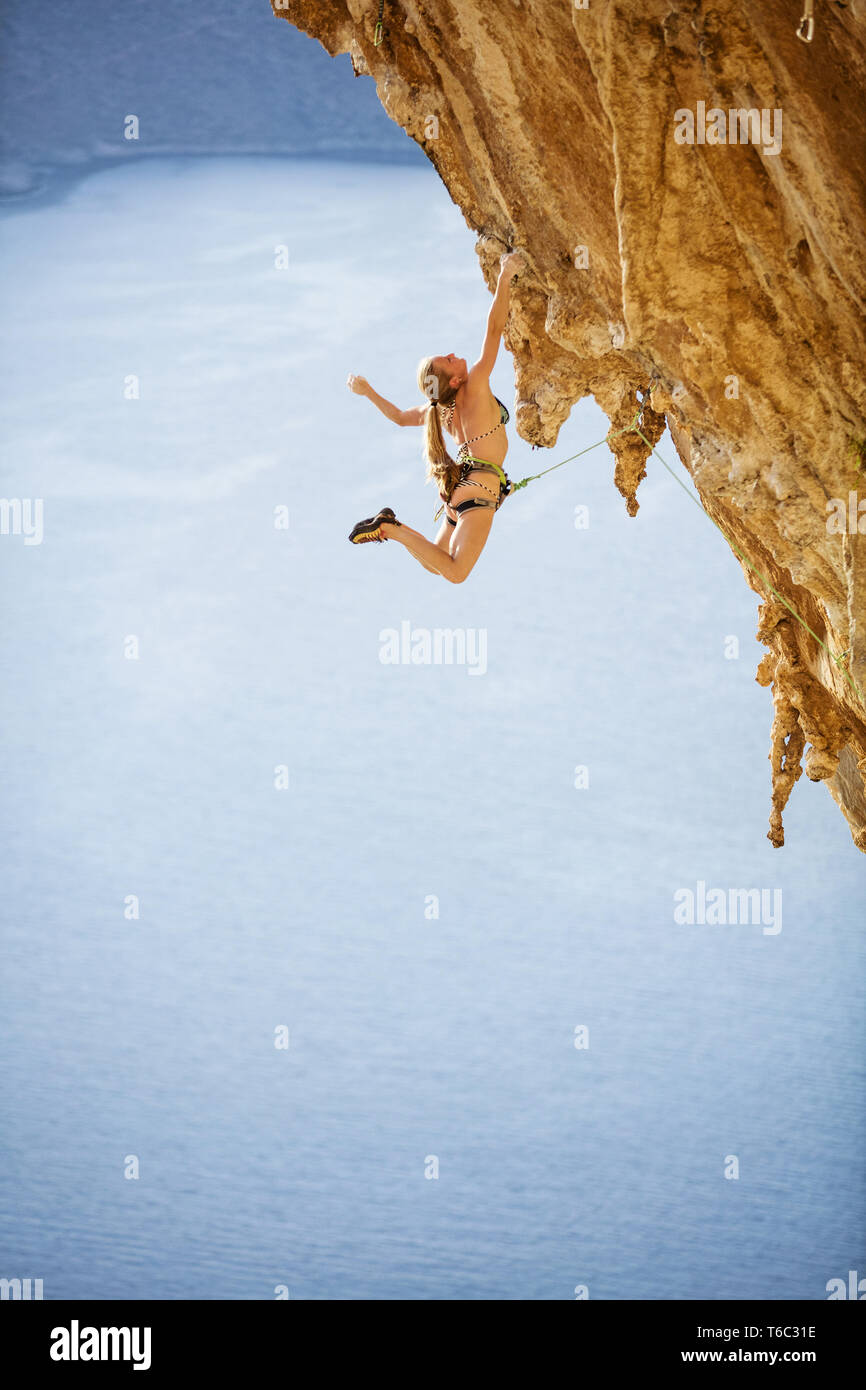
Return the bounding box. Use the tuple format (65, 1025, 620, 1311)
(441, 395, 510, 463)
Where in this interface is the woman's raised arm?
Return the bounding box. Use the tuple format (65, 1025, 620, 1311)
(467, 251, 524, 388)
(347, 374, 427, 426)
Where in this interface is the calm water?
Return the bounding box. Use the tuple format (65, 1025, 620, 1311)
(0, 157, 863, 1299)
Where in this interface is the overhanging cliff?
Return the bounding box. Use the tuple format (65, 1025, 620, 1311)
(274, 0, 866, 851)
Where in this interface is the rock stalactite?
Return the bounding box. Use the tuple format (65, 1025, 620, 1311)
(274, 0, 866, 851)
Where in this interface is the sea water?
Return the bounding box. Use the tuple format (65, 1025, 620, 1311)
(0, 157, 862, 1299)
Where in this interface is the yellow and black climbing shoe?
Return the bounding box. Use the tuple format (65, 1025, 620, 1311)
(348, 507, 400, 544)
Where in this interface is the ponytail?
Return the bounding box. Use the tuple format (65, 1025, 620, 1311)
(416, 356, 462, 501)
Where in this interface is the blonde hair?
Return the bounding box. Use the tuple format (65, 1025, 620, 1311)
(417, 356, 462, 501)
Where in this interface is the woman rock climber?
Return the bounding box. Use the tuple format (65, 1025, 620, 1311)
(346, 250, 524, 584)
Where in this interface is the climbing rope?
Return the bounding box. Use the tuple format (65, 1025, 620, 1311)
(508, 406, 644, 494)
(373, 0, 386, 45)
(505, 392, 864, 709)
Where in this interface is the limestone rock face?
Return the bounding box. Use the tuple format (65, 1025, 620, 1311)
(274, 0, 866, 851)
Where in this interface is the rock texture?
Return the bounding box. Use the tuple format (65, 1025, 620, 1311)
(274, 0, 866, 851)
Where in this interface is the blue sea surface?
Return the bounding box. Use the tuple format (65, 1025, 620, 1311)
(0, 0, 424, 199)
(0, 157, 863, 1299)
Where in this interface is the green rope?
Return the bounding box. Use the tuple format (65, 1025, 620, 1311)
(509, 434, 613, 492)
(509, 407, 642, 492)
(503, 399, 864, 711)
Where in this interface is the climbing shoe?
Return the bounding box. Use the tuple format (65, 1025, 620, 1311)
(348, 507, 400, 544)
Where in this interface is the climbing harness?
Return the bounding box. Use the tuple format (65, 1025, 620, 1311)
(373, 0, 386, 45)
(797, 0, 814, 42)
(433, 456, 510, 524)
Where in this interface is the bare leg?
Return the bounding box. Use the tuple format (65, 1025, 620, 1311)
(409, 520, 452, 574)
(382, 511, 493, 584)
